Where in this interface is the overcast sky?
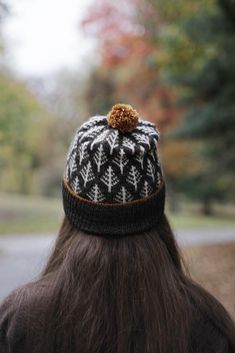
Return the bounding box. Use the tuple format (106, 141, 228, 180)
(4, 0, 95, 77)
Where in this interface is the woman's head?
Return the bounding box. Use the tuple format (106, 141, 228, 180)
(41, 104, 193, 353)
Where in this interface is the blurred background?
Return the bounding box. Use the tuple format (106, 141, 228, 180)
(0, 0, 234, 317)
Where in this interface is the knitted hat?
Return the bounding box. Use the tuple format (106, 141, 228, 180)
(62, 103, 165, 236)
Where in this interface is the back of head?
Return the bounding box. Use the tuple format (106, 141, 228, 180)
(5, 104, 235, 353)
(40, 214, 192, 353)
(35, 214, 235, 353)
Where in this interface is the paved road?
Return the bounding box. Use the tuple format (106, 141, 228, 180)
(0, 235, 55, 300)
(0, 228, 234, 300)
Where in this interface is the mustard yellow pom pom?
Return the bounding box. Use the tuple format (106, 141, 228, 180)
(107, 103, 139, 133)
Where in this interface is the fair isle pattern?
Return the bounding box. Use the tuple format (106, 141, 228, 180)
(65, 115, 163, 204)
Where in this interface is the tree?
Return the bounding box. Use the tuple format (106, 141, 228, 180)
(0, 73, 62, 195)
(81, 0, 181, 131)
(87, 184, 106, 202)
(82, 68, 116, 117)
(80, 161, 95, 187)
(169, 0, 235, 212)
(127, 165, 142, 191)
(101, 165, 119, 192)
(81, 0, 232, 213)
(115, 186, 134, 202)
(0, 1, 9, 57)
(113, 148, 128, 174)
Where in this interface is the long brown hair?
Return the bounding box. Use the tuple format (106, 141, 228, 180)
(13, 214, 235, 353)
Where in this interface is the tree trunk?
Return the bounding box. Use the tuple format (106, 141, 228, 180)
(202, 198, 213, 215)
(167, 185, 179, 213)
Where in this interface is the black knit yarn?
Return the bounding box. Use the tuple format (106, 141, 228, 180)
(62, 177, 165, 236)
(62, 113, 166, 236)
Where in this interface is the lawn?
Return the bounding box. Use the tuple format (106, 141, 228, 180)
(0, 193, 235, 235)
(170, 212, 235, 229)
(0, 193, 63, 235)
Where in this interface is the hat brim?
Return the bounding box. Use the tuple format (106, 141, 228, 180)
(62, 177, 165, 237)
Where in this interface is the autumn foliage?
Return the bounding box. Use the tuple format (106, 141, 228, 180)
(80, 0, 189, 205)
(81, 0, 181, 132)
(81, 0, 235, 210)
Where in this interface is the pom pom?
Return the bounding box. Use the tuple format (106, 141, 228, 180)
(107, 103, 139, 133)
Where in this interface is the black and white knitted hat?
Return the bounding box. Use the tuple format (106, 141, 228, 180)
(62, 103, 165, 236)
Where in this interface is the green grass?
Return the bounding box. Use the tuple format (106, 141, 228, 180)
(0, 193, 235, 235)
(169, 212, 235, 229)
(0, 193, 62, 235)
